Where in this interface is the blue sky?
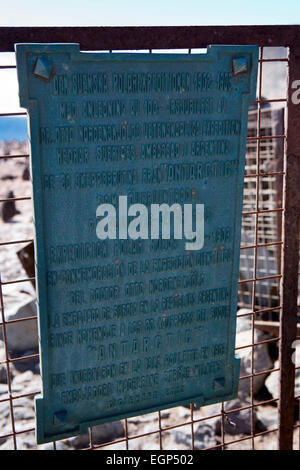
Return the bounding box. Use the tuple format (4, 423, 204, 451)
(0, 0, 299, 26)
(0, 0, 296, 114)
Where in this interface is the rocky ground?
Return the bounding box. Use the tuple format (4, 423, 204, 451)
(0, 142, 299, 450)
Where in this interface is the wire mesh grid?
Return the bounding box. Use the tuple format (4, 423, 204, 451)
(0, 39, 299, 451)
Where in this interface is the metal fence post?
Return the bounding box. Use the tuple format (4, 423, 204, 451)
(278, 45, 300, 450)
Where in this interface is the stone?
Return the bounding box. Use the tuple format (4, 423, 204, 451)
(214, 399, 267, 436)
(0, 439, 14, 450)
(22, 164, 30, 181)
(0, 383, 9, 396)
(11, 404, 34, 421)
(236, 328, 274, 397)
(0, 191, 20, 222)
(66, 421, 125, 448)
(173, 424, 216, 450)
(236, 309, 252, 333)
(12, 370, 34, 385)
(255, 406, 278, 429)
(17, 242, 35, 289)
(1, 174, 16, 180)
(0, 345, 17, 384)
(266, 341, 300, 399)
(39, 441, 70, 450)
(0, 300, 38, 353)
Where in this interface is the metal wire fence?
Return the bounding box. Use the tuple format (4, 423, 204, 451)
(0, 25, 299, 450)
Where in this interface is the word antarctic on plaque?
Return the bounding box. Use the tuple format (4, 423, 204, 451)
(15, 43, 258, 444)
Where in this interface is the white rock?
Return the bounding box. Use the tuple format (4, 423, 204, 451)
(39, 441, 70, 450)
(0, 300, 38, 353)
(265, 340, 300, 399)
(66, 421, 125, 448)
(236, 309, 252, 333)
(236, 328, 274, 397)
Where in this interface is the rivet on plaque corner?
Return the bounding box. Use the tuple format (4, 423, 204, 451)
(213, 377, 226, 390)
(53, 409, 68, 425)
(232, 57, 248, 76)
(33, 56, 54, 81)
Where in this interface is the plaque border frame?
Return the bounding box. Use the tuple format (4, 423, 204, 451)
(15, 43, 258, 444)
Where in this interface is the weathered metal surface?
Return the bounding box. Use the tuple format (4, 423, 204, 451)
(1, 25, 300, 52)
(278, 46, 300, 451)
(16, 43, 258, 444)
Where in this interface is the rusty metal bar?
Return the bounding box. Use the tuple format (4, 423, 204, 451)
(0, 196, 31, 203)
(0, 25, 300, 51)
(246, 135, 286, 141)
(259, 58, 289, 63)
(242, 208, 284, 216)
(237, 305, 281, 318)
(0, 315, 37, 327)
(0, 274, 17, 449)
(0, 390, 40, 404)
(158, 411, 163, 450)
(0, 238, 34, 247)
(124, 419, 129, 450)
(240, 241, 283, 250)
(249, 99, 287, 104)
(244, 171, 285, 178)
(0, 112, 26, 116)
(238, 274, 282, 284)
(278, 45, 300, 450)
(190, 403, 195, 450)
(235, 336, 280, 351)
(0, 154, 29, 159)
(0, 277, 36, 286)
(204, 428, 279, 451)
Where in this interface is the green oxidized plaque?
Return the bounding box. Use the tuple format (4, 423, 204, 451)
(15, 44, 258, 444)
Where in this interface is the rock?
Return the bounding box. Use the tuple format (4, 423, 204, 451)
(1, 175, 16, 180)
(0, 345, 17, 384)
(0, 300, 38, 353)
(12, 370, 34, 385)
(0, 383, 9, 396)
(236, 309, 252, 333)
(177, 406, 192, 419)
(128, 410, 170, 424)
(173, 424, 215, 450)
(237, 328, 274, 397)
(0, 365, 8, 384)
(39, 441, 70, 450)
(265, 364, 279, 398)
(22, 165, 30, 181)
(256, 405, 278, 429)
(266, 341, 300, 399)
(140, 442, 161, 450)
(0, 191, 20, 222)
(17, 242, 36, 289)
(0, 439, 14, 450)
(215, 399, 267, 436)
(0, 347, 8, 383)
(66, 420, 125, 448)
(11, 403, 34, 421)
